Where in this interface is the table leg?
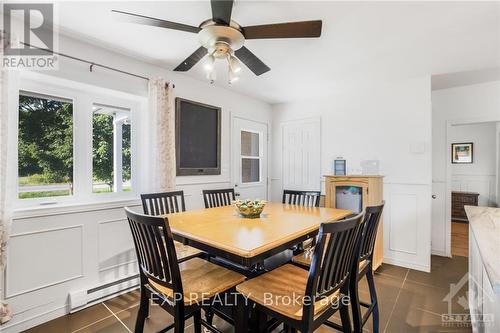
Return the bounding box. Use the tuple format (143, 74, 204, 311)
(235, 294, 249, 333)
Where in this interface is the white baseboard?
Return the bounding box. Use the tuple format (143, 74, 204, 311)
(431, 249, 451, 257)
(1, 304, 67, 333)
(383, 257, 430, 272)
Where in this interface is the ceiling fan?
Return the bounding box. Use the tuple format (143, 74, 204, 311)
(112, 0, 322, 83)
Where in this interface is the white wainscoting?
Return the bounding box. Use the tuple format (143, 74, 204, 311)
(383, 183, 431, 272)
(2, 182, 236, 333)
(275, 180, 432, 272)
(6, 225, 84, 298)
(3, 201, 142, 333)
(451, 174, 496, 207)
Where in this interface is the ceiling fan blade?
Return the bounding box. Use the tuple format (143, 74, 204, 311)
(211, 0, 234, 25)
(234, 46, 270, 76)
(112, 10, 201, 34)
(173, 46, 208, 72)
(243, 20, 322, 39)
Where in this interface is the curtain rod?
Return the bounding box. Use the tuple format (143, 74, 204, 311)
(20, 42, 175, 88)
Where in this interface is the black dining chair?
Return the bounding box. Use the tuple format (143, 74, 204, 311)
(125, 208, 246, 333)
(202, 188, 236, 208)
(141, 190, 186, 215)
(350, 203, 384, 333)
(282, 189, 322, 256)
(236, 213, 365, 333)
(290, 203, 385, 333)
(140, 191, 203, 262)
(282, 189, 321, 207)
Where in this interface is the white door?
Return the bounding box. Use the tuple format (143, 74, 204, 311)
(232, 117, 268, 200)
(282, 119, 321, 191)
(431, 181, 447, 256)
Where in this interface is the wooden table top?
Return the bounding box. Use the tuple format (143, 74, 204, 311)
(163, 202, 352, 259)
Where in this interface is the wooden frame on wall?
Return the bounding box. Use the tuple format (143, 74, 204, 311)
(175, 98, 221, 176)
(451, 142, 473, 164)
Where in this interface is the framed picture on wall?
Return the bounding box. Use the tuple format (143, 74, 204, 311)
(451, 142, 473, 164)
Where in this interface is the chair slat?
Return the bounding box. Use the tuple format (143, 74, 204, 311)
(282, 190, 321, 207)
(306, 213, 364, 301)
(141, 191, 186, 216)
(125, 207, 179, 290)
(202, 189, 236, 208)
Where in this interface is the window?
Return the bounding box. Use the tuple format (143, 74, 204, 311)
(18, 92, 73, 199)
(92, 104, 132, 194)
(15, 76, 140, 207)
(240, 130, 261, 183)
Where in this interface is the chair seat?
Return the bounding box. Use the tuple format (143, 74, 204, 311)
(148, 257, 246, 305)
(292, 250, 367, 271)
(236, 264, 340, 320)
(174, 240, 203, 262)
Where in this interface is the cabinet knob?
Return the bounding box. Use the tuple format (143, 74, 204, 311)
(432, 195, 437, 199)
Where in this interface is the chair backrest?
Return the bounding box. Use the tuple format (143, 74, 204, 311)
(141, 190, 186, 216)
(124, 207, 182, 296)
(282, 190, 321, 207)
(358, 203, 385, 262)
(202, 188, 236, 208)
(304, 213, 365, 316)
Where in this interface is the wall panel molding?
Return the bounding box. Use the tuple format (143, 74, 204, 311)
(389, 193, 418, 254)
(6, 225, 84, 298)
(383, 183, 431, 272)
(98, 217, 135, 273)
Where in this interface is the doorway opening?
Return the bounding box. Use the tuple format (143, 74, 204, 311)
(432, 119, 500, 258)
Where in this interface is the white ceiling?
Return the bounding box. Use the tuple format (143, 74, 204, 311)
(55, 1, 500, 103)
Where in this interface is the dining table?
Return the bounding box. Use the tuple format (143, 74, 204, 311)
(163, 202, 353, 274)
(162, 202, 353, 331)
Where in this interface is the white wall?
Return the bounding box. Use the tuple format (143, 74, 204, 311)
(271, 75, 433, 272)
(432, 81, 500, 181)
(431, 81, 500, 256)
(3, 34, 272, 333)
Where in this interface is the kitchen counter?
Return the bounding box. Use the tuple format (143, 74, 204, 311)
(466, 206, 500, 332)
(466, 206, 500, 293)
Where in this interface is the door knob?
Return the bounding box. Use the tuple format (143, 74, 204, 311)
(432, 195, 437, 199)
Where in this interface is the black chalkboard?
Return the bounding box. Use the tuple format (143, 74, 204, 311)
(175, 98, 221, 175)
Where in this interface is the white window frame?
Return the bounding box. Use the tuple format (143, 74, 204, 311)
(239, 128, 263, 184)
(14, 72, 144, 209)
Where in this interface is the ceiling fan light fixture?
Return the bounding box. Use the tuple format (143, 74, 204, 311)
(228, 55, 242, 73)
(204, 53, 215, 71)
(228, 67, 239, 84)
(206, 67, 217, 84)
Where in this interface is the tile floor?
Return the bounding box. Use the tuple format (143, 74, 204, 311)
(23, 255, 471, 333)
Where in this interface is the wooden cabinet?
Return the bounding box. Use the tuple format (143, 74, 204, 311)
(324, 175, 384, 270)
(452, 191, 479, 223)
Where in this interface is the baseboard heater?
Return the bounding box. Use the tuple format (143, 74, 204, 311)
(69, 274, 140, 312)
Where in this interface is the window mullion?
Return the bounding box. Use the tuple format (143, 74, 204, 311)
(113, 116, 123, 193)
(73, 96, 93, 201)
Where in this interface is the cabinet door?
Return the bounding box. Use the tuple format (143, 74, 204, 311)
(469, 231, 483, 331)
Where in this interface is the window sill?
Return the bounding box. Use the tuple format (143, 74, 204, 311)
(13, 197, 142, 219)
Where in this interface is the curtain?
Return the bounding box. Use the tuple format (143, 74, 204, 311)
(0, 68, 13, 324)
(148, 78, 176, 192)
